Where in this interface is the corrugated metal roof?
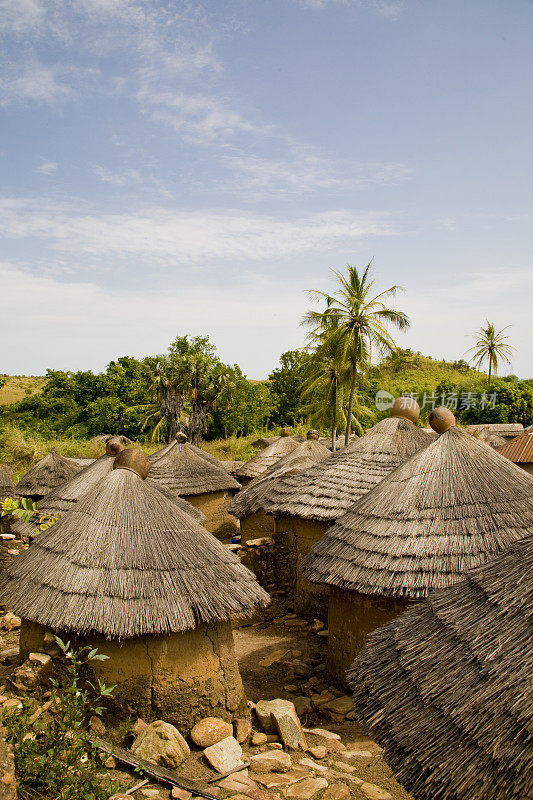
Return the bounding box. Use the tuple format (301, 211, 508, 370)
(497, 431, 533, 463)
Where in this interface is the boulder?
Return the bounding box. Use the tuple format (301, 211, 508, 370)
(255, 699, 306, 750)
(131, 720, 190, 769)
(234, 718, 252, 744)
(252, 732, 268, 746)
(191, 717, 233, 748)
(203, 736, 244, 774)
(284, 778, 328, 799)
(250, 751, 292, 773)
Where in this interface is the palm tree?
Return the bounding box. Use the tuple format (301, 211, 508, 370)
(303, 332, 349, 451)
(303, 262, 410, 445)
(467, 321, 515, 386)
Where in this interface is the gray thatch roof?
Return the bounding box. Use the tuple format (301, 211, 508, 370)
(66, 457, 96, 468)
(149, 440, 240, 497)
(237, 433, 301, 480)
(221, 460, 245, 478)
(149, 437, 221, 467)
(302, 425, 533, 598)
(0, 454, 269, 638)
(13, 439, 125, 538)
(349, 534, 533, 800)
(250, 434, 304, 450)
(465, 422, 524, 441)
(0, 466, 14, 500)
(229, 438, 331, 519)
(262, 417, 433, 522)
(16, 448, 82, 498)
(146, 481, 207, 523)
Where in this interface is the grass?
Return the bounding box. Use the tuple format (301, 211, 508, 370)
(0, 375, 47, 406)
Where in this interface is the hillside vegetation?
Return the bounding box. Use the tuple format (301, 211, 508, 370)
(0, 375, 47, 405)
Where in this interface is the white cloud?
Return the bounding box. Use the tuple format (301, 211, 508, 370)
(0, 196, 399, 266)
(93, 165, 143, 186)
(37, 160, 58, 175)
(293, 0, 406, 18)
(0, 63, 72, 105)
(0, 0, 45, 33)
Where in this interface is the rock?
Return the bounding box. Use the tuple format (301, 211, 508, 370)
(1, 613, 20, 632)
(307, 746, 327, 760)
(132, 718, 148, 736)
(321, 696, 354, 722)
(108, 795, 132, 800)
(140, 791, 161, 799)
(299, 758, 328, 773)
(234, 718, 252, 744)
(2, 699, 22, 713)
(316, 630, 328, 638)
(284, 685, 299, 693)
(104, 756, 116, 768)
(191, 717, 233, 748)
(250, 751, 292, 773)
(302, 728, 341, 741)
(12, 666, 38, 690)
(283, 777, 328, 798)
(359, 783, 393, 800)
(309, 620, 325, 633)
(0, 648, 19, 666)
(28, 652, 51, 667)
(294, 697, 312, 718)
(252, 732, 268, 746)
(218, 774, 258, 793)
(269, 743, 283, 750)
(254, 770, 307, 788)
(259, 649, 290, 668)
(171, 789, 192, 800)
(322, 784, 351, 800)
(131, 720, 190, 769)
(284, 619, 307, 628)
(89, 715, 106, 737)
(311, 691, 335, 709)
(203, 736, 244, 774)
(255, 699, 306, 750)
(332, 761, 356, 774)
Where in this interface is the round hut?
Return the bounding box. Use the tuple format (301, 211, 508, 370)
(150, 435, 221, 467)
(149, 433, 241, 537)
(229, 431, 331, 544)
(349, 533, 533, 800)
(15, 448, 81, 500)
(0, 449, 269, 730)
(262, 400, 433, 619)
(302, 407, 533, 683)
(236, 428, 301, 486)
(12, 437, 125, 539)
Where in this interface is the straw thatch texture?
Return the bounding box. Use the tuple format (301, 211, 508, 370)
(349, 534, 533, 800)
(0, 467, 14, 501)
(302, 425, 533, 598)
(66, 457, 96, 468)
(16, 448, 81, 498)
(145, 480, 207, 523)
(465, 422, 524, 441)
(12, 452, 119, 538)
(149, 439, 220, 467)
(221, 460, 245, 478)
(149, 442, 240, 497)
(262, 418, 433, 522)
(229, 439, 331, 519)
(236, 436, 303, 481)
(0, 467, 269, 638)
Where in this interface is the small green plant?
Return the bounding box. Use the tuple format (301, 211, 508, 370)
(1, 497, 60, 531)
(4, 637, 121, 800)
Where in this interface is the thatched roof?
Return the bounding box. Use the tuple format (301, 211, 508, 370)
(262, 417, 433, 522)
(149, 436, 221, 467)
(221, 460, 245, 478)
(302, 420, 533, 598)
(16, 448, 82, 498)
(0, 466, 14, 500)
(229, 437, 331, 519)
(66, 457, 96, 468)
(465, 422, 524, 441)
(237, 432, 301, 480)
(497, 430, 533, 463)
(318, 434, 359, 451)
(0, 451, 269, 638)
(250, 434, 304, 450)
(147, 482, 207, 523)
(349, 534, 533, 800)
(13, 438, 125, 538)
(149, 438, 240, 497)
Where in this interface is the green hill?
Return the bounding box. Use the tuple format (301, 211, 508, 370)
(0, 375, 47, 406)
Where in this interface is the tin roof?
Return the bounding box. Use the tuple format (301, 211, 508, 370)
(497, 430, 533, 463)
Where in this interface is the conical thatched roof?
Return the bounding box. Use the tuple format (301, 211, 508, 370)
(13, 438, 125, 538)
(0, 450, 269, 638)
(15, 448, 82, 498)
(262, 416, 433, 522)
(237, 431, 301, 480)
(229, 435, 331, 519)
(0, 466, 14, 500)
(302, 415, 533, 598)
(349, 534, 533, 800)
(149, 437, 240, 497)
(66, 457, 96, 469)
(149, 435, 221, 467)
(147, 483, 207, 523)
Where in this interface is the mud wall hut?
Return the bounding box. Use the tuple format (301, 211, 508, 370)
(15, 448, 81, 500)
(236, 429, 301, 485)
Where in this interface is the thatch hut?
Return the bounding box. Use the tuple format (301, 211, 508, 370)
(0, 466, 14, 502)
(15, 448, 81, 500)
(236, 428, 301, 485)
(229, 432, 331, 544)
(12, 437, 125, 539)
(465, 422, 524, 442)
(302, 407, 533, 683)
(149, 433, 241, 537)
(0, 449, 269, 730)
(497, 429, 533, 475)
(349, 533, 533, 800)
(262, 400, 433, 618)
(150, 435, 221, 467)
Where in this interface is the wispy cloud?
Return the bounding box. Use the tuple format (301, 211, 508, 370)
(0, 196, 400, 268)
(37, 159, 58, 175)
(293, 0, 406, 18)
(0, 62, 72, 106)
(93, 165, 143, 186)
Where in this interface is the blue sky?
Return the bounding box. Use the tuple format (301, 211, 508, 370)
(1, 0, 532, 378)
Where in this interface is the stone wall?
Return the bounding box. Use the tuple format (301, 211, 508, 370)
(275, 515, 330, 621)
(240, 531, 296, 593)
(327, 585, 410, 687)
(20, 619, 247, 733)
(187, 490, 239, 539)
